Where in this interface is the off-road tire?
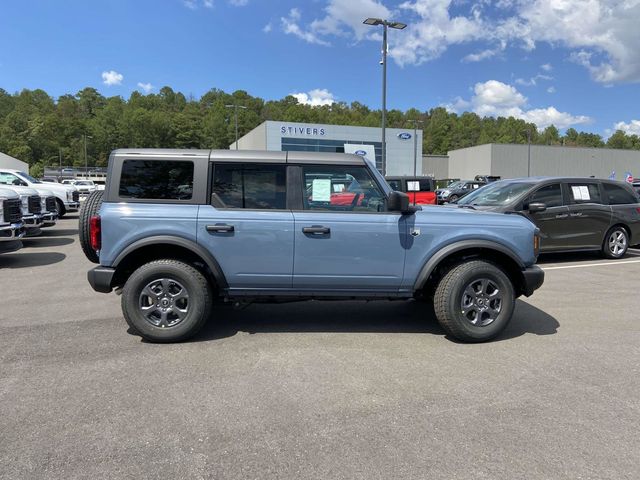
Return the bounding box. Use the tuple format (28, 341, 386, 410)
(121, 259, 213, 343)
(602, 226, 628, 259)
(78, 190, 103, 263)
(433, 260, 515, 342)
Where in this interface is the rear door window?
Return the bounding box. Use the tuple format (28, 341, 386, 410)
(567, 183, 602, 204)
(212, 163, 286, 210)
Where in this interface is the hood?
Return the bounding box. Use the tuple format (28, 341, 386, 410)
(32, 187, 55, 197)
(40, 181, 77, 193)
(1, 185, 39, 196)
(0, 186, 20, 200)
(413, 204, 533, 229)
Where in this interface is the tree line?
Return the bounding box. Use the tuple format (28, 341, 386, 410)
(1, 86, 638, 177)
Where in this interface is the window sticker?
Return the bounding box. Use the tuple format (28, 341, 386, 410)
(407, 181, 420, 192)
(312, 179, 331, 202)
(571, 185, 591, 201)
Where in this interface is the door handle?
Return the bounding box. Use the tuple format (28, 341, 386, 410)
(302, 226, 330, 235)
(206, 224, 234, 233)
(555, 214, 569, 219)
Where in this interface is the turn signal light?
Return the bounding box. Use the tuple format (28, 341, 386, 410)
(90, 215, 101, 251)
(534, 234, 540, 256)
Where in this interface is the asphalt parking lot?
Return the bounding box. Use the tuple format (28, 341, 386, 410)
(1, 216, 639, 480)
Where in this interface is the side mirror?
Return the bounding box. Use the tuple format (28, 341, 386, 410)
(388, 190, 411, 213)
(528, 202, 547, 213)
(13, 179, 26, 186)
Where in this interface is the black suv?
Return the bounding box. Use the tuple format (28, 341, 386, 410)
(457, 177, 640, 258)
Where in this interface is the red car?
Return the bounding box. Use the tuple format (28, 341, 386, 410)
(385, 176, 437, 205)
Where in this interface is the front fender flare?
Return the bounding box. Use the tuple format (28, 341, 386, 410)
(413, 239, 525, 291)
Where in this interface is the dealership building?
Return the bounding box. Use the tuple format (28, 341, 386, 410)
(232, 121, 423, 176)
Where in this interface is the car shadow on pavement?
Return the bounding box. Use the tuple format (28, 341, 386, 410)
(537, 251, 603, 264)
(187, 298, 559, 344)
(39, 228, 78, 237)
(21, 237, 75, 248)
(0, 251, 66, 268)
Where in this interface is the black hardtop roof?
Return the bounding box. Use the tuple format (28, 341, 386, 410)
(111, 149, 367, 165)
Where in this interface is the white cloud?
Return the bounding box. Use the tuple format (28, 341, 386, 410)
(447, 80, 591, 129)
(102, 70, 123, 86)
(282, 0, 640, 84)
(613, 119, 640, 136)
(263, 23, 272, 33)
(137, 82, 154, 93)
(462, 48, 500, 63)
(547, 86, 556, 93)
(514, 74, 553, 87)
(281, 8, 331, 46)
(229, 0, 248, 5)
(183, 0, 214, 9)
(291, 88, 336, 106)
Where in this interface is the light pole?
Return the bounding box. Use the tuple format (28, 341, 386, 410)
(363, 17, 407, 175)
(225, 104, 248, 150)
(525, 129, 532, 177)
(407, 119, 423, 177)
(83, 134, 93, 178)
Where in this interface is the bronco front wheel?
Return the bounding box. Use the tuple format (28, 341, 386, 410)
(121, 259, 213, 343)
(433, 260, 515, 342)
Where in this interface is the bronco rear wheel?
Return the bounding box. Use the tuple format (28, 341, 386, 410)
(78, 190, 103, 263)
(433, 260, 515, 342)
(121, 259, 212, 343)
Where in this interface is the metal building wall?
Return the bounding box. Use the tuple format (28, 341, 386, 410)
(421, 155, 449, 178)
(492, 144, 640, 179)
(230, 122, 267, 150)
(447, 144, 493, 179)
(0, 152, 29, 172)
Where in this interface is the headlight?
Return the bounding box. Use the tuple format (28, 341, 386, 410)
(67, 191, 72, 200)
(441, 189, 450, 196)
(20, 195, 28, 208)
(41, 197, 47, 209)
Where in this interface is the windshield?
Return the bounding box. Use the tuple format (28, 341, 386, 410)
(457, 181, 534, 206)
(76, 181, 93, 185)
(18, 171, 41, 184)
(445, 181, 464, 190)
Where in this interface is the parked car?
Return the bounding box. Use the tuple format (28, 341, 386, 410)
(436, 180, 486, 204)
(74, 180, 98, 194)
(0, 184, 43, 236)
(0, 169, 81, 217)
(0, 186, 25, 253)
(475, 175, 501, 183)
(385, 176, 437, 205)
(632, 180, 640, 195)
(83, 149, 544, 344)
(40, 176, 59, 183)
(456, 177, 640, 258)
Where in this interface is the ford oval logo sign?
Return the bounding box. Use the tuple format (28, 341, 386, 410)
(398, 132, 412, 140)
(354, 150, 367, 156)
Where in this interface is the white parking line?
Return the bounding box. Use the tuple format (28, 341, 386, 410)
(542, 259, 640, 270)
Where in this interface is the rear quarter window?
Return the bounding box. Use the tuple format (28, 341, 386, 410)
(603, 183, 638, 205)
(118, 160, 194, 200)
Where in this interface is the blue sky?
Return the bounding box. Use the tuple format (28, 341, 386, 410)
(1, 0, 639, 136)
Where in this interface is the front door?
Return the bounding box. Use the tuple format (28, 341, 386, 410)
(292, 163, 407, 291)
(525, 182, 571, 252)
(197, 162, 294, 289)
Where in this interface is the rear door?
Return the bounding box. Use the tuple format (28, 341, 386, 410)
(525, 182, 570, 251)
(563, 181, 611, 249)
(197, 160, 294, 289)
(291, 162, 406, 291)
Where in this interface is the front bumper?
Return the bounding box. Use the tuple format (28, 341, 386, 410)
(0, 222, 26, 240)
(88, 266, 115, 293)
(23, 214, 43, 228)
(65, 201, 80, 211)
(521, 265, 545, 297)
(41, 212, 58, 227)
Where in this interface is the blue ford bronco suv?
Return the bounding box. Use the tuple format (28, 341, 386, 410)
(82, 149, 544, 343)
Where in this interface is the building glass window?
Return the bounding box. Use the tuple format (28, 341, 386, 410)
(281, 138, 382, 171)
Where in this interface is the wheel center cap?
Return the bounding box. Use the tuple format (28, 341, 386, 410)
(160, 298, 170, 308)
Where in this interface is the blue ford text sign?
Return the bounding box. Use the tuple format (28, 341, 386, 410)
(397, 132, 412, 140)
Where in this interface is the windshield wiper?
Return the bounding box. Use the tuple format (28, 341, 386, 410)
(457, 204, 476, 210)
